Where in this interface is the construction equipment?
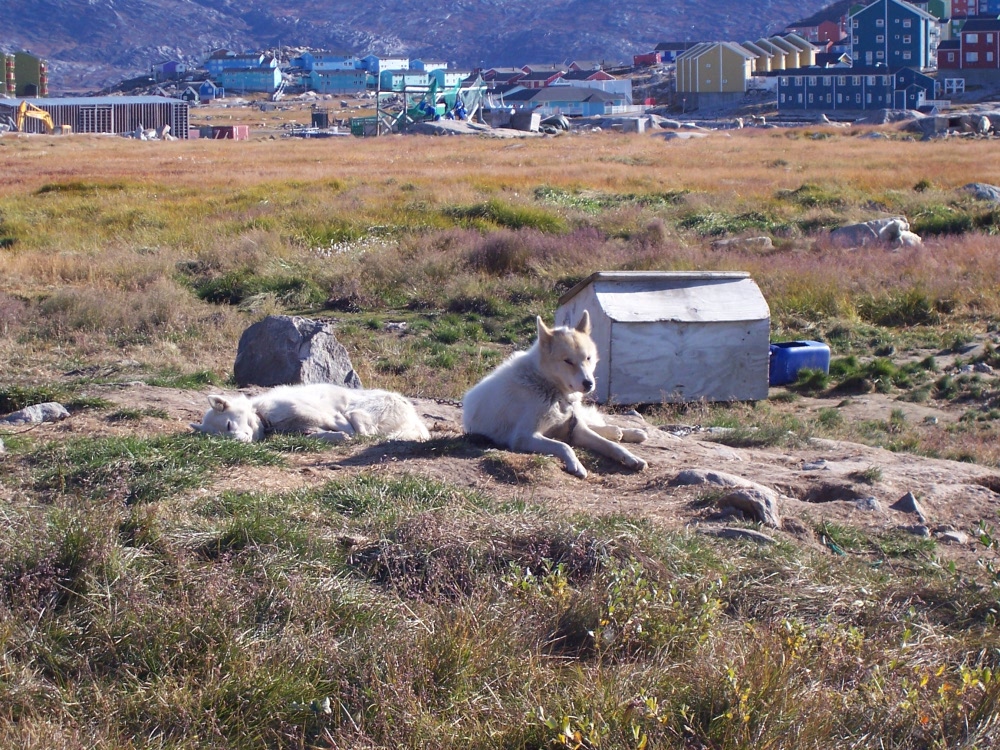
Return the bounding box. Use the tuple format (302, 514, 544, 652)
(15, 100, 54, 133)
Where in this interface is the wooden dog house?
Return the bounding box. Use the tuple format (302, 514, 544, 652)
(555, 271, 770, 404)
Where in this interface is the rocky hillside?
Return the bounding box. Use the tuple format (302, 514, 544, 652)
(4, 0, 836, 93)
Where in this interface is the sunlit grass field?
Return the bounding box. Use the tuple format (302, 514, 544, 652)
(1, 126, 1000, 748)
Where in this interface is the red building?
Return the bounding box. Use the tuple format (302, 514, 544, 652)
(939, 17, 1000, 68)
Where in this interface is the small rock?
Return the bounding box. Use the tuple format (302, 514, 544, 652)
(974, 362, 994, 374)
(935, 529, 969, 545)
(923, 416, 938, 425)
(855, 496, 883, 512)
(802, 460, 828, 471)
(890, 491, 928, 522)
(962, 182, 1000, 203)
(385, 321, 408, 333)
(0, 402, 70, 425)
(700, 527, 778, 545)
(900, 524, 931, 538)
(670, 469, 751, 488)
(959, 364, 975, 374)
(716, 487, 781, 528)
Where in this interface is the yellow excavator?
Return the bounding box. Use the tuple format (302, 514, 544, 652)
(14, 100, 55, 133)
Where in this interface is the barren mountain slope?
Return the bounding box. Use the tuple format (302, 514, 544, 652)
(4, 0, 835, 91)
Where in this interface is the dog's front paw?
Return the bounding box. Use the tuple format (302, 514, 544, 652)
(621, 428, 648, 444)
(564, 457, 589, 479)
(622, 452, 648, 471)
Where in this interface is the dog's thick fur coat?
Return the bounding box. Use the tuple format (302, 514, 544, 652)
(462, 310, 647, 478)
(191, 383, 430, 443)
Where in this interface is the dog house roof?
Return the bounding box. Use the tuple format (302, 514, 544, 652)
(557, 271, 769, 324)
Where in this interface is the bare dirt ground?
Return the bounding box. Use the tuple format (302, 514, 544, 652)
(15, 378, 998, 567)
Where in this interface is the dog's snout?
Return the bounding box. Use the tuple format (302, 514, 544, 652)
(582, 378, 594, 393)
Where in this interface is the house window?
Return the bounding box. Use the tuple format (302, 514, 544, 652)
(809, 93, 814, 102)
(876, 18, 885, 27)
(852, 35, 859, 45)
(852, 76, 861, 85)
(705, 62, 711, 68)
(877, 34, 885, 43)
(837, 76, 846, 85)
(823, 76, 832, 85)
(877, 51, 885, 59)
(856, 93, 862, 103)
(948, 52, 956, 62)
(867, 76, 876, 85)
(989, 34, 995, 43)
(826, 93, 832, 102)
(967, 34, 978, 44)
(808, 76, 818, 85)
(798, 93, 803, 102)
(780, 93, 785, 103)
(853, 19, 859, 28)
(780, 77, 788, 85)
(903, 51, 912, 60)
(989, 52, 995, 62)
(838, 93, 843, 103)
(903, 19, 912, 28)
(968, 52, 980, 62)
(795, 76, 803, 85)
(903, 35, 911, 44)
(867, 92, 872, 103)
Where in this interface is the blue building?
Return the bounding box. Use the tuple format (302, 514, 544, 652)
(776, 66, 934, 110)
(849, 0, 940, 69)
(218, 65, 282, 94)
(204, 51, 275, 78)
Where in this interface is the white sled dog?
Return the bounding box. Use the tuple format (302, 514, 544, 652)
(462, 310, 647, 478)
(191, 383, 430, 443)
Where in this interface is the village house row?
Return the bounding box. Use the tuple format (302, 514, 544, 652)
(3, 0, 1000, 136)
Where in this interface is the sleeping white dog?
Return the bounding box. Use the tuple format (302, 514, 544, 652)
(191, 383, 430, 443)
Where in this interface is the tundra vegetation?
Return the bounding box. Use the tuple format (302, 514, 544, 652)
(1, 126, 1000, 747)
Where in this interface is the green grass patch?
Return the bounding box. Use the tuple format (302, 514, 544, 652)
(443, 199, 566, 232)
(33, 434, 285, 504)
(678, 210, 790, 237)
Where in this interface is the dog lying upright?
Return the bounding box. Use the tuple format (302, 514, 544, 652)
(191, 383, 430, 443)
(462, 310, 647, 478)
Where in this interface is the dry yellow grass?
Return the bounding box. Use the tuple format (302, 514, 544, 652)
(2, 126, 998, 198)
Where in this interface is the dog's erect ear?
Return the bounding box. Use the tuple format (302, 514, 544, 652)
(575, 310, 591, 335)
(207, 395, 229, 412)
(536, 315, 553, 342)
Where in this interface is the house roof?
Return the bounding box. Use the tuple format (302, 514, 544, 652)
(938, 39, 961, 49)
(815, 51, 853, 66)
(677, 41, 756, 61)
(559, 69, 615, 81)
(766, 36, 800, 54)
(557, 272, 766, 323)
(961, 18, 1000, 32)
(780, 32, 819, 52)
(503, 86, 619, 103)
(519, 70, 564, 81)
(740, 41, 773, 58)
(2, 96, 187, 107)
(753, 39, 787, 56)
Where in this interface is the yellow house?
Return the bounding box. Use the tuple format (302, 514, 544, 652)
(754, 39, 789, 70)
(741, 41, 775, 73)
(780, 33, 819, 67)
(676, 42, 755, 94)
(766, 36, 805, 68)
